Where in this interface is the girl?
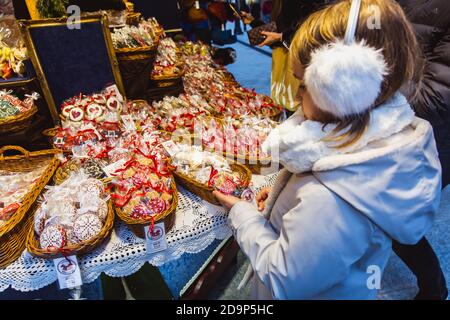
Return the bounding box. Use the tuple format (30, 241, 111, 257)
(213, 0, 442, 299)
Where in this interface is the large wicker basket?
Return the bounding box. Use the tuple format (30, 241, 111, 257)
(116, 45, 158, 99)
(126, 12, 141, 26)
(0, 146, 60, 268)
(174, 163, 252, 205)
(198, 117, 273, 175)
(0, 105, 38, 134)
(27, 200, 115, 259)
(115, 179, 179, 239)
(150, 68, 185, 88)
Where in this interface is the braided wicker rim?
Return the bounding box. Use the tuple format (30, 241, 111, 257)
(173, 162, 252, 205)
(0, 203, 33, 268)
(0, 146, 61, 237)
(116, 44, 158, 55)
(41, 127, 71, 154)
(115, 179, 178, 226)
(26, 200, 115, 259)
(0, 105, 38, 132)
(150, 67, 185, 81)
(196, 116, 273, 165)
(52, 159, 112, 186)
(0, 146, 60, 268)
(126, 12, 141, 25)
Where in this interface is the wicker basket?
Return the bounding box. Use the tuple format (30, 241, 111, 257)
(223, 153, 272, 175)
(268, 108, 282, 122)
(0, 146, 60, 268)
(174, 163, 252, 205)
(150, 68, 185, 88)
(0, 105, 38, 134)
(52, 159, 81, 185)
(41, 127, 71, 154)
(27, 200, 115, 259)
(42, 127, 58, 139)
(116, 45, 158, 99)
(126, 12, 142, 26)
(198, 117, 273, 174)
(115, 179, 178, 239)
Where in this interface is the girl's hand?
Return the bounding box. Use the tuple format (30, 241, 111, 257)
(256, 187, 271, 212)
(258, 31, 282, 47)
(213, 190, 242, 210)
(240, 11, 254, 25)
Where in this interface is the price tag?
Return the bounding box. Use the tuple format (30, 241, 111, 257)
(71, 145, 90, 159)
(121, 115, 137, 132)
(144, 222, 168, 254)
(53, 256, 83, 290)
(103, 158, 128, 177)
(195, 1, 200, 9)
(161, 140, 181, 157)
(105, 84, 124, 102)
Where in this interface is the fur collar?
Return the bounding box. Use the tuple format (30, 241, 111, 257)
(262, 92, 416, 173)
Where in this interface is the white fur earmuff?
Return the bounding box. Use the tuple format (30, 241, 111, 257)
(303, 0, 388, 119)
(304, 41, 388, 118)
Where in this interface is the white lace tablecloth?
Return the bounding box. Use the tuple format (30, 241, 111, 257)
(0, 173, 278, 292)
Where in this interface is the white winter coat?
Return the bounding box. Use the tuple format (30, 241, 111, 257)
(228, 93, 442, 299)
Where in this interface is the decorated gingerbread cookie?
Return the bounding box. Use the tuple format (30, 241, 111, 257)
(86, 103, 104, 121)
(68, 106, 85, 122)
(106, 96, 122, 113)
(73, 213, 102, 242)
(39, 225, 67, 249)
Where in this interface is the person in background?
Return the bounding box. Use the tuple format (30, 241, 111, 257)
(239, 0, 250, 30)
(240, 0, 329, 48)
(239, 0, 329, 116)
(262, 0, 273, 23)
(179, 0, 212, 44)
(250, 1, 261, 22)
(389, 0, 449, 300)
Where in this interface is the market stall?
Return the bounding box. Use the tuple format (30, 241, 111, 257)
(0, 2, 282, 299)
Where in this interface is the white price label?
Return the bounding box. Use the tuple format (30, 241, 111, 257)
(105, 84, 124, 102)
(145, 222, 168, 254)
(121, 115, 137, 132)
(103, 158, 128, 178)
(195, 1, 200, 9)
(53, 256, 83, 290)
(161, 140, 181, 157)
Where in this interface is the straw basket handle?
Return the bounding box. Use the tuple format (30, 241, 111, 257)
(0, 145, 31, 160)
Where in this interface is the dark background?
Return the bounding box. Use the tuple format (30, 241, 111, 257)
(132, 0, 182, 31)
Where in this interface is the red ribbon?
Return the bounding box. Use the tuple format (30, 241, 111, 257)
(207, 167, 219, 187)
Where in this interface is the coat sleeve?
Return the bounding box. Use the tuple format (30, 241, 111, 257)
(409, 26, 450, 126)
(228, 180, 374, 299)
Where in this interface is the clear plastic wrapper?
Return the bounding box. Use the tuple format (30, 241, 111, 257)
(35, 172, 108, 249)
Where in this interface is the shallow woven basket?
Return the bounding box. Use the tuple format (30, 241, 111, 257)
(150, 68, 185, 88)
(198, 117, 273, 175)
(0, 146, 60, 268)
(126, 12, 141, 26)
(0, 105, 38, 134)
(268, 108, 282, 122)
(174, 163, 252, 205)
(41, 127, 70, 154)
(223, 153, 272, 175)
(27, 200, 115, 259)
(115, 179, 178, 239)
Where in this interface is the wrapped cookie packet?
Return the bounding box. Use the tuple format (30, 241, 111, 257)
(34, 171, 109, 252)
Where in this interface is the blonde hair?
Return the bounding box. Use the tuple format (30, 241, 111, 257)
(290, 0, 423, 148)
